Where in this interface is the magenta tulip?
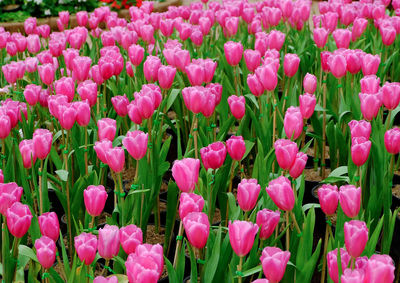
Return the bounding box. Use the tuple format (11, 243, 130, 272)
(381, 82, 400, 110)
(284, 53, 300, 77)
(123, 130, 148, 161)
(183, 212, 210, 249)
(84, 185, 108, 217)
(380, 25, 396, 46)
(228, 95, 245, 120)
(34, 236, 56, 269)
(359, 92, 382, 121)
(360, 75, 380, 94)
(72, 56, 92, 82)
(237, 179, 261, 212)
(19, 140, 36, 169)
(284, 106, 303, 140)
(143, 55, 161, 82)
(105, 147, 125, 173)
(260, 247, 290, 283)
(0, 183, 23, 216)
(33, 129, 52, 160)
(74, 232, 98, 265)
(327, 248, 351, 283)
(289, 152, 308, 179)
(328, 54, 347, 78)
(339, 185, 361, 218)
(361, 54, 380, 76)
(226, 135, 246, 161)
(224, 41, 243, 66)
(344, 220, 368, 258)
(229, 220, 259, 257)
(200, 142, 227, 170)
(132, 244, 163, 277)
(55, 77, 75, 102)
(98, 118, 116, 141)
(244, 49, 261, 72)
(303, 73, 317, 94)
(385, 128, 400, 154)
(38, 212, 60, 241)
(172, 158, 200, 193)
(120, 224, 143, 255)
(111, 95, 129, 117)
(256, 209, 280, 240)
(93, 276, 118, 283)
(351, 137, 371, 166)
(27, 34, 41, 54)
(179, 193, 204, 220)
(314, 27, 329, 48)
(266, 176, 295, 211)
(76, 11, 88, 26)
(299, 93, 316, 119)
(317, 184, 339, 216)
(73, 101, 91, 127)
(77, 80, 98, 107)
(348, 120, 371, 140)
(98, 225, 120, 259)
(247, 74, 265, 97)
(38, 64, 55, 86)
(256, 64, 278, 92)
(274, 139, 298, 171)
(158, 65, 176, 90)
(24, 84, 41, 106)
(341, 269, 365, 283)
(365, 254, 395, 283)
(6, 202, 32, 238)
(332, 29, 352, 49)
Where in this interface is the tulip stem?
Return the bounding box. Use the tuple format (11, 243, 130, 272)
(1, 138, 5, 169)
(11, 237, 20, 282)
(321, 74, 327, 179)
(65, 130, 73, 262)
(320, 222, 330, 283)
(86, 265, 90, 283)
(173, 220, 184, 268)
(237, 256, 243, 283)
(85, 126, 88, 175)
(387, 109, 392, 130)
(281, 77, 290, 114)
(193, 115, 199, 160)
(225, 161, 236, 225)
(290, 211, 301, 234)
(39, 159, 44, 215)
(102, 259, 110, 276)
(285, 211, 290, 250)
(89, 216, 95, 229)
(147, 118, 152, 163)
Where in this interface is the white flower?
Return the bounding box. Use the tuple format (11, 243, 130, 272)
(44, 9, 51, 15)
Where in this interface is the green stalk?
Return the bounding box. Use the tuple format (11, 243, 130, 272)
(237, 256, 243, 283)
(39, 159, 44, 215)
(84, 126, 88, 175)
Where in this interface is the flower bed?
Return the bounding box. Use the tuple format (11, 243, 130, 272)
(0, 0, 400, 282)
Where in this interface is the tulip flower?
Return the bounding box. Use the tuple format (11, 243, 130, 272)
(359, 92, 382, 121)
(268, 30, 285, 50)
(266, 176, 295, 211)
(55, 77, 75, 102)
(97, 118, 116, 141)
(344, 220, 368, 258)
(341, 269, 365, 283)
(317, 184, 339, 216)
(226, 135, 246, 161)
(38, 212, 60, 241)
(351, 137, 371, 166)
(247, 74, 265, 97)
(158, 65, 176, 90)
(224, 16, 239, 37)
(179, 193, 204, 220)
(299, 93, 316, 119)
(256, 64, 278, 92)
(19, 140, 36, 169)
(328, 54, 347, 78)
(0, 183, 23, 216)
(33, 129, 52, 160)
(133, 244, 164, 277)
(352, 18, 368, 41)
(27, 34, 41, 54)
(284, 54, 300, 77)
(229, 220, 259, 257)
(289, 152, 308, 179)
(274, 139, 298, 171)
(361, 54, 380, 76)
(381, 82, 400, 110)
(200, 142, 227, 170)
(77, 80, 98, 107)
(228, 95, 245, 120)
(73, 101, 91, 127)
(185, 63, 205, 86)
(237, 179, 261, 212)
(38, 63, 55, 86)
(25, 57, 38, 73)
(93, 276, 118, 283)
(385, 128, 400, 154)
(123, 130, 148, 161)
(98, 225, 120, 259)
(260, 247, 290, 283)
(224, 41, 243, 66)
(172, 158, 200, 193)
(0, 113, 11, 140)
(339, 185, 361, 218)
(244, 49, 261, 72)
(6, 42, 17, 57)
(284, 106, 303, 140)
(345, 50, 362, 75)
(183, 212, 210, 249)
(84, 185, 108, 217)
(6, 202, 32, 238)
(313, 27, 329, 48)
(348, 120, 371, 140)
(256, 209, 280, 240)
(94, 140, 113, 164)
(111, 95, 129, 117)
(24, 84, 41, 106)
(105, 147, 125, 173)
(120, 224, 143, 255)
(72, 56, 92, 82)
(380, 25, 396, 46)
(303, 73, 317, 94)
(34, 236, 56, 269)
(365, 254, 395, 283)
(327, 248, 351, 283)
(332, 29, 352, 49)
(360, 75, 380, 94)
(143, 55, 161, 82)
(76, 11, 88, 26)
(74, 232, 98, 265)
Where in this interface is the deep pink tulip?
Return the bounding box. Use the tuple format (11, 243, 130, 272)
(93, 276, 118, 283)
(200, 142, 227, 170)
(48, 39, 64, 57)
(228, 95, 245, 120)
(74, 232, 98, 265)
(59, 11, 69, 26)
(0, 183, 23, 216)
(260, 247, 290, 283)
(186, 63, 205, 86)
(123, 130, 148, 160)
(303, 73, 317, 94)
(143, 56, 161, 82)
(182, 87, 206, 114)
(360, 75, 380, 94)
(98, 225, 120, 259)
(351, 137, 371, 166)
(98, 56, 114, 81)
(229, 220, 258, 257)
(332, 29, 352, 49)
(34, 236, 56, 269)
(76, 11, 88, 26)
(289, 152, 308, 179)
(361, 54, 380, 76)
(190, 29, 203, 46)
(183, 212, 210, 249)
(199, 17, 212, 35)
(160, 19, 174, 37)
(24, 17, 36, 35)
(274, 139, 298, 170)
(127, 102, 143, 125)
(132, 244, 163, 277)
(352, 18, 368, 41)
(344, 220, 368, 258)
(6, 41, 17, 57)
(348, 120, 371, 140)
(106, 147, 125, 173)
(111, 95, 129, 117)
(327, 248, 351, 283)
(126, 61, 134, 78)
(120, 224, 143, 255)
(339, 185, 361, 218)
(244, 49, 261, 72)
(63, 48, 80, 71)
(256, 209, 280, 240)
(268, 30, 285, 50)
(385, 128, 400, 154)
(84, 185, 108, 217)
(38, 212, 60, 241)
(37, 25, 50, 38)
(38, 64, 55, 86)
(77, 80, 98, 107)
(24, 84, 41, 106)
(58, 104, 77, 130)
(317, 184, 339, 215)
(98, 118, 116, 141)
(341, 268, 365, 283)
(27, 34, 41, 54)
(179, 193, 204, 220)
(266, 176, 295, 211)
(19, 140, 36, 169)
(299, 93, 316, 119)
(328, 54, 347, 78)
(255, 64, 278, 92)
(226, 135, 246, 161)
(158, 65, 176, 90)
(345, 50, 362, 74)
(284, 54, 300, 77)
(380, 25, 396, 46)
(73, 56, 92, 82)
(33, 129, 52, 160)
(55, 77, 75, 102)
(224, 16, 239, 37)
(359, 92, 382, 121)
(382, 82, 400, 110)
(94, 140, 113, 164)
(321, 52, 331, 72)
(73, 101, 91, 127)
(172, 158, 200, 193)
(284, 106, 303, 140)
(174, 49, 191, 72)
(365, 254, 395, 283)
(6, 202, 32, 238)
(25, 57, 38, 73)
(224, 41, 243, 66)
(247, 74, 264, 97)
(237, 179, 261, 212)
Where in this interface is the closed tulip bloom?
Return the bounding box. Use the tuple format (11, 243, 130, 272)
(384, 128, 400, 154)
(78, 80, 98, 107)
(320, 51, 331, 72)
(200, 142, 227, 170)
(313, 28, 329, 48)
(174, 49, 191, 72)
(55, 77, 75, 102)
(303, 73, 317, 94)
(25, 57, 38, 73)
(299, 93, 316, 119)
(237, 179, 261, 212)
(256, 209, 280, 240)
(98, 225, 120, 259)
(172, 158, 200, 193)
(143, 56, 161, 82)
(382, 82, 400, 110)
(98, 118, 116, 141)
(266, 176, 295, 211)
(38, 64, 55, 86)
(27, 34, 41, 54)
(360, 75, 380, 94)
(339, 185, 361, 218)
(125, 245, 163, 283)
(284, 106, 303, 140)
(332, 29, 352, 49)
(106, 147, 125, 173)
(120, 224, 143, 255)
(73, 101, 91, 127)
(34, 236, 56, 269)
(49, 39, 64, 57)
(228, 95, 246, 120)
(179, 193, 204, 220)
(351, 137, 371, 166)
(365, 254, 395, 283)
(73, 56, 92, 82)
(341, 269, 365, 283)
(74, 232, 98, 265)
(348, 120, 371, 140)
(58, 104, 77, 130)
(328, 54, 347, 78)
(269, 30, 285, 50)
(380, 25, 396, 46)
(247, 74, 264, 97)
(284, 54, 300, 77)
(260, 247, 290, 283)
(359, 92, 382, 121)
(98, 56, 114, 81)
(255, 64, 278, 92)
(76, 11, 88, 26)
(244, 49, 261, 72)
(24, 84, 41, 106)
(6, 41, 18, 57)
(93, 276, 118, 283)
(38, 212, 60, 241)
(289, 152, 308, 179)
(224, 41, 243, 66)
(344, 220, 368, 258)
(133, 244, 164, 277)
(33, 129, 52, 160)
(226, 135, 246, 161)
(352, 18, 368, 41)
(185, 63, 205, 86)
(0, 183, 23, 216)
(317, 184, 339, 215)
(59, 11, 69, 26)
(183, 212, 210, 249)
(84, 185, 108, 217)
(274, 139, 298, 170)
(123, 130, 148, 160)
(19, 140, 36, 169)
(345, 50, 361, 74)
(111, 95, 129, 117)
(94, 140, 112, 163)
(327, 248, 351, 283)
(158, 65, 176, 90)
(224, 16, 239, 37)
(229, 220, 259, 257)
(6, 202, 32, 238)
(361, 54, 380, 76)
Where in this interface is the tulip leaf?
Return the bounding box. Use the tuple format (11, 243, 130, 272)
(203, 227, 222, 283)
(187, 240, 198, 283)
(167, 89, 180, 111)
(364, 216, 383, 257)
(242, 140, 254, 161)
(55, 170, 69, 182)
(18, 245, 38, 262)
(240, 265, 262, 277)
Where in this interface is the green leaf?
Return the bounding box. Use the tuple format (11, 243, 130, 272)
(167, 89, 180, 111)
(203, 227, 222, 283)
(18, 245, 38, 262)
(55, 170, 69, 182)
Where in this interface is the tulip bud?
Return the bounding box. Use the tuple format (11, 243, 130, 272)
(361, 54, 380, 76)
(255, 64, 278, 92)
(299, 93, 316, 119)
(351, 137, 371, 166)
(382, 82, 400, 110)
(111, 95, 129, 117)
(27, 34, 41, 54)
(332, 29, 352, 49)
(98, 225, 120, 259)
(328, 54, 347, 78)
(185, 63, 205, 86)
(0, 183, 23, 216)
(172, 158, 200, 193)
(6, 202, 32, 238)
(303, 73, 317, 94)
(200, 142, 227, 170)
(38, 63, 55, 86)
(229, 220, 259, 257)
(385, 128, 400, 155)
(317, 184, 339, 216)
(380, 25, 396, 46)
(19, 140, 36, 169)
(344, 220, 368, 258)
(226, 135, 246, 161)
(183, 212, 210, 249)
(38, 212, 60, 241)
(244, 49, 261, 72)
(74, 232, 98, 265)
(84, 185, 108, 217)
(256, 209, 280, 240)
(327, 248, 351, 283)
(106, 147, 125, 173)
(120, 224, 143, 255)
(260, 247, 290, 283)
(360, 75, 380, 94)
(274, 139, 298, 170)
(339, 185, 361, 218)
(284, 53, 300, 77)
(284, 106, 303, 140)
(247, 74, 265, 97)
(76, 11, 88, 27)
(143, 55, 161, 82)
(34, 236, 56, 269)
(266, 176, 295, 211)
(33, 129, 52, 160)
(359, 92, 382, 121)
(313, 27, 329, 48)
(24, 84, 41, 106)
(179, 193, 204, 220)
(55, 77, 75, 102)
(224, 41, 243, 66)
(158, 65, 176, 90)
(237, 179, 261, 212)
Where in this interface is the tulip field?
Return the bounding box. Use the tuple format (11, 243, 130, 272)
(1, 0, 400, 282)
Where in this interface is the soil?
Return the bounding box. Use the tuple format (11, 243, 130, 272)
(306, 145, 331, 160)
(146, 225, 165, 245)
(393, 185, 400, 198)
(304, 168, 331, 182)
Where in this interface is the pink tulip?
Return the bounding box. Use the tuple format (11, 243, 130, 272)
(284, 54, 300, 77)
(360, 75, 380, 94)
(25, 57, 38, 73)
(352, 18, 368, 41)
(49, 39, 64, 57)
(98, 225, 120, 259)
(341, 269, 365, 283)
(385, 128, 400, 154)
(313, 27, 329, 49)
(229, 220, 259, 257)
(76, 11, 88, 26)
(123, 130, 148, 161)
(93, 276, 118, 283)
(268, 30, 285, 50)
(120, 224, 143, 255)
(158, 65, 176, 90)
(255, 64, 278, 92)
(345, 50, 362, 75)
(339, 185, 361, 218)
(317, 184, 339, 216)
(58, 104, 77, 130)
(332, 29, 352, 49)
(38, 64, 55, 86)
(19, 140, 36, 169)
(344, 220, 368, 258)
(77, 80, 98, 107)
(0, 183, 23, 216)
(200, 142, 227, 170)
(55, 77, 75, 102)
(224, 41, 243, 66)
(73, 56, 92, 82)
(94, 141, 113, 164)
(74, 232, 98, 265)
(274, 139, 298, 170)
(111, 95, 129, 117)
(359, 92, 382, 121)
(365, 254, 395, 283)
(59, 11, 69, 26)
(6, 41, 17, 57)
(226, 135, 246, 161)
(24, 84, 41, 106)
(380, 25, 396, 46)
(256, 209, 280, 240)
(143, 56, 161, 82)
(361, 54, 380, 76)
(24, 17, 36, 35)
(252, 280, 270, 283)
(179, 193, 204, 220)
(328, 54, 347, 78)
(183, 212, 210, 249)
(247, 74, 265, 97)
(38, 212, 60, 241)
(260, 247, 290, 283)
(224, 16, 239, 37)
(27, 34, 41, 54)
(228, 95, 245, 119)
(97, 118, 116, 141)
(84, 185, 108, 217)
(237, 179, 261, 212)
(98, 56, 114, 81)
(303, 73, 317, 94)
(321, 52, 331, 73)
(185, 63, 205, 86)
(34, 236, 56, 269)
(381, 82, 400, 110)
(33, 129, 52, 160)
(106, 147, 125, 173)
(172, 158, 200, 193)
(284, 106, 303, 140)
(6, 202, 32, 238)
(289, 152, 308, 179)
(73, 101, 91, 127)
(299, 93, 316, 119)
(351, 137, 371, 166)
(266, 176, 295, 211)
(327, 248, 351, 283)
(133, 244, 163, 276)
(126, 61, 134, 78)
(160, 19, 174, 37)
(244, 49, 261, 72)
(174, 49, 191, 72)
(348, 120, 371, 140)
